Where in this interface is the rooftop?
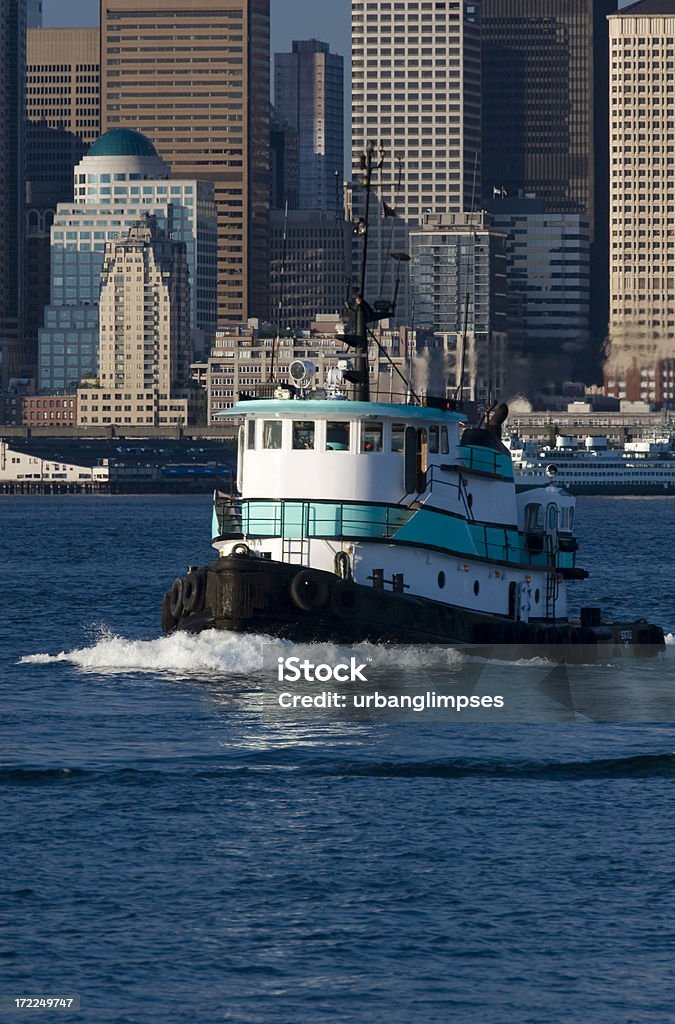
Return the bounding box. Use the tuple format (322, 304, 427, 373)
(613, 0, 675, 15)
(88, 128, 159, 159)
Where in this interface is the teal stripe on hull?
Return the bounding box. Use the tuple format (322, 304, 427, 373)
(217, 498, 576, 572)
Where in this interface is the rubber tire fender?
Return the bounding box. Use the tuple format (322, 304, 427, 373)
(183, 570, 206, 615)
(169, 577, 184, 619)
(289, 570, 330, 613)
(231, 542, 250, 557)
(161, 591, 178, 635)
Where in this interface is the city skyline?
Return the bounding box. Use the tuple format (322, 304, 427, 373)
(43, 0, 351, 56)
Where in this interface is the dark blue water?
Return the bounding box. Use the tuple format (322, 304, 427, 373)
(2, 495, 675, 1023)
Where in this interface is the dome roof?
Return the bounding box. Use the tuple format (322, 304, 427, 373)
(88, 129, 159, 159)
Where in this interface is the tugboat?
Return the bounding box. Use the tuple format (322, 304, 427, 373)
(161, 149, 664, 654)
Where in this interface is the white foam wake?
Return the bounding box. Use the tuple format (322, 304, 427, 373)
(19, 628, 275, 678)
(665, 633, 675, 646)
(18, 628, 466, 679)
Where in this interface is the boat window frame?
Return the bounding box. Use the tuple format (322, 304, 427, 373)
(292, 420, 315, 450)
(441, 426, 450, 454)
(326, 420, 351, 452)
(246, 418, 256, 450)
(391, 423, 406, 452)
(262, 419, 283, 450)
(361, 420, 384, 453)
(429, 425, 440, 454)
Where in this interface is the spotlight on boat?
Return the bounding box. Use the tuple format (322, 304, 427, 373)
(289, 359, 317, 389)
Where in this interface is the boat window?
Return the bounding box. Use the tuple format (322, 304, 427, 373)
(569, 507, 574, 531)
(441, 426, 449, 454)
(429, 425, 439, 454)
(247, 419, 256, 450)
(326, 421, 350, 451)
(525, 503, 544, 531)
(361, 421, 383, 452)
(391, 423, 405, 452)
(547, 504, 559, 530)
(262, 420, 282, 449)
(292, 421, 315, 450)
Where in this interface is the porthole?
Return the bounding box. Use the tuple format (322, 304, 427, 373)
(534, 588, 540, 604)
(438, 571, 446, 589)
(473, 580, 480, 596)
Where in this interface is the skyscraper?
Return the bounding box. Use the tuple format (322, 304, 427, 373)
(0, 0, 26, 389)
(606, 0, 675, 405)
(25, 28, 100, 358)
(409, 212, 508, 403)
(274, 39, 344, 211)
(100, 0, 270, 325)
(481, 0, 615, 372)
(26, 28, 99, 209)
(77, 217, 194, 427)
(38, 128, 217, 390)
(351, 0, 481, 320)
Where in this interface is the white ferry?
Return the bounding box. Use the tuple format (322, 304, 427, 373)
(508, 434, 675, 495)
(160, 145, 663, 653)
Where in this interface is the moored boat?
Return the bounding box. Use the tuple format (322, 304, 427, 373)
(508, 433, 675, 495)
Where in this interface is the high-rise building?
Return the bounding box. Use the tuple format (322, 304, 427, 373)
(351, 0, 482, 321)
(77, 217, 195, 427)
(481, 0, 615, 372)
(0, 0, 26, 390)
(274, 39, 344, 211)
(488, 196, 591, 391)
(409, 212, 508, 403)
(39, 128, 217, 390)
(25, 28, 100, 360)
(270, 118, 299, 210)
(270, 209, 350, 330)
(26, 29, 99, 209)
(100, 0, 270, 325)
(606, 0, 675, 405)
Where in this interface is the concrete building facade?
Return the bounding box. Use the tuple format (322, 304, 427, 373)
(274, 39, 344, 211)
(38, 128, 217, 390)
(100, 0, 271, 324)
(607, 0, 675, 405)
(481, 0, 615, 373)
(488, 196, 591, 388)
(205, 319, 412, 422)
(269, 208, 350, 331)
(77, 219, 196, 427)
(25, 28, 100, 362)
(0, 0, 26, 389)
(409, 212, 508, 403)
(351, 0, 482, 321)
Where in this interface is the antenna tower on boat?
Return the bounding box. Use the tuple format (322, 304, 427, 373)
(339, 144, 406, 403)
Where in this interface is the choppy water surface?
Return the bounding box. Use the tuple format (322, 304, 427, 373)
(2, 495, 675, 1023)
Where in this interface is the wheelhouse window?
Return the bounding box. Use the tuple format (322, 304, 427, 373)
(326, 421, 350, 450)
(247, 419, 256, 450)
(361, 421, 383, 452)
(441, 426, 449, 454)
(263, 420, 282, 449)
(391, 423, 405, 452)
(292, 421, 315, 450)
(429, 425, 439, 454)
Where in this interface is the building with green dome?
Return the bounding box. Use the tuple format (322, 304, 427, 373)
(38, 129, 217, 392)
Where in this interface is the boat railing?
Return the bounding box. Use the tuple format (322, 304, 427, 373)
(214, 492, 243, 536)
(213, 494, 568, 571)
(215, 498, 413, 542)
